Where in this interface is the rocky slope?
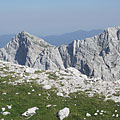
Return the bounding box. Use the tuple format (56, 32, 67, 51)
(0, 26, 120, 81)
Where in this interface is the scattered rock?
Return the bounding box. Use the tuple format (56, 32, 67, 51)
(94, 113, 98, 116)
(43, 85, 51, 90)
(86, 113, 91, 117)
(2, 111, 10, 116)
(6, 105, 12, 109)
(57, 107, 70, 120)
(46, 104, 51, 108)
(1, 108, 5, 112)
(22, 107, 39, 117)
(57, 92, 64, 97)
(25, 67, 35, 74)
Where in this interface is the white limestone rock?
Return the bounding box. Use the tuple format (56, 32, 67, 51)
(86, 113, 91, 117)
(25, 67, 35, 74)
(46, 104, 51, 108)
(58, 107, 70, 120)
(1, 108, 5, 112)
(2, 112, 10, 116)
(22, 107, 39, 117)
(6, 105, 12, 109)
(57, 92, 64, 97)
(43, 85, 52, 90)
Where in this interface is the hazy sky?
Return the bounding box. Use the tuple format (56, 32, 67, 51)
(0, 0, 120, 35)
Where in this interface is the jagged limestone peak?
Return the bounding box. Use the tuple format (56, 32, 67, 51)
(0, 31, 64, 70)
(1, 26, 120, 80)
(102, 26, 120, 40)
(15, 31, 47, 44)
(105, 26, 120, 32)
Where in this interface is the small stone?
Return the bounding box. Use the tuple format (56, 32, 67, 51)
(57, 92, 63, 97)
(28, 92, 31, 95)
(96, 110, 99, 112)
(101, 110, 104, 113)
(46, 104, 51, 108)
(115, 110, 117, 112)
(43, 85, 51, 90)
(1, 108, 5, 112)
(86, 113, 91, 117)
(22, 107, 39, 117)
(94, 113, 98, 116)
(116, 114, 119, 117)
(7, 105, 12, 109)
(100, 113, 103, 115)
(112, 114, 115, 117)
(2, 112, 10, 116)
(32, 89, 35, 92)
(58, 107, 70, 120)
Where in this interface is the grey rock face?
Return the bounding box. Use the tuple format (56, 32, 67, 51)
(59, 26, 120, 81)
(0, 27, 120, 81)
(0, 31, 64, 70)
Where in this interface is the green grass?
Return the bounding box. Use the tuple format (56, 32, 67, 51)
(0, 71, 120, 120)
(0, 79, 120, 120)
(24, 72, 30, 76)
(34, 70, 44, 74)
(46, 72, 59, 80)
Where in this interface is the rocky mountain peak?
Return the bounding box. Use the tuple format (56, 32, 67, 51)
(59, 26, 120, 81)
(100, 26, 120, 40)
(18, 30, 29, 36)
(0, 27, 120, 80)
(0, 31, 64, 70)
(105, 26, 120, 32)
(15, 31, 48, 45)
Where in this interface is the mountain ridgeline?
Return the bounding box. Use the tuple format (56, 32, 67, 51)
(0, 26, 120, 81)
(42, 29, 103, 46)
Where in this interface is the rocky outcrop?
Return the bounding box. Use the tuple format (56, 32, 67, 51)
(0, 31, 64, 70)
(59, 26, 120, 81)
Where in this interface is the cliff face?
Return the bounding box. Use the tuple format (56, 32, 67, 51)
(0, 31, 64, 70)
(59, 26, 120, 81)
(0, 27, 120, 80)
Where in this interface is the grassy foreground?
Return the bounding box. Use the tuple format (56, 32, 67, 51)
(0, 75, 120, 120)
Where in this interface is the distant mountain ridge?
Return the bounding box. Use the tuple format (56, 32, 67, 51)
(0, 26, 120, 81)
(0, 29, 103, 48)
(42, 29, 103, 46)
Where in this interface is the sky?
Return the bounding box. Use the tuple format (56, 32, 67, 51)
(0, 0, 120, 35)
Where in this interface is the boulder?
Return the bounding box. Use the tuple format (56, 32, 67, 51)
(57, 107, 70, 120)
(22, 107, 39, 117)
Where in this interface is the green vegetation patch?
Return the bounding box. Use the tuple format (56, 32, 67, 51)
(0, 74, 120, 120)
(46, 72, 59, 80)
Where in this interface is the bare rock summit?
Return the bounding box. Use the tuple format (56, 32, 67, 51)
(0, 31, 64, 70)
(0, 26, 120, 81)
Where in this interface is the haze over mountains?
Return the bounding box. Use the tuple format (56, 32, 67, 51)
(0, 29, 103, 48)
(42, 29, 103, 46)
(0, 34, 14, 48)
(0, 26, 120, 81)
